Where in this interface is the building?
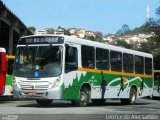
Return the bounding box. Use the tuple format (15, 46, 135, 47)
(69, 28, 76, 35)
(35, 29, 47, 35)
(85, 30, 95, 37)
(0, 0, 32, 55)
(54, 28, 64, 35)
(75, 29, 86, 38)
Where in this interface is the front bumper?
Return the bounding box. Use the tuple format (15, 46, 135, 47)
(13, 85, 62, 99)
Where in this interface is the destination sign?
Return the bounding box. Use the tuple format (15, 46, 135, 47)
(19, 36, 64, 44)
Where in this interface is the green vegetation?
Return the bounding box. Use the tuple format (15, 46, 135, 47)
(114, 6, 160, 69)
(46, 28, 55, 34)
(116, 24, 130, 35)
(28, 26, 36, 34)
(114, 39, 132, 49)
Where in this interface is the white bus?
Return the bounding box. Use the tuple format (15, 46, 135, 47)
(13, 35, 153, 106)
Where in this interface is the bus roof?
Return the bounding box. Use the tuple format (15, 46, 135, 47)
(0, 47, 6, 52)
(20, 34, 153, 58)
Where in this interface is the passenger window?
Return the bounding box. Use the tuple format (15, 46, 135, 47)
(65, 45, 78, 73)
(96, 48, 109, 70)
(123, 53, 134, 73)
(135, 55, 144, 74)
(81, 45, 95, 69)
(110, 51, 122, 72)
(145, 58, 152, 75)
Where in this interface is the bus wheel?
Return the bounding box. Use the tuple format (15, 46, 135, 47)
(121, 87, 137, 105)
(36, 99, 53, 106)
(76, 87, 90, 107)
(92, 99, 106, 105)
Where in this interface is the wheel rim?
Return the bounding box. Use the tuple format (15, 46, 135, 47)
(130, 89, 136, 103)
(80, 93, 86, 102)
(131, 93, 136, 102)
(80, 92, 88, 106)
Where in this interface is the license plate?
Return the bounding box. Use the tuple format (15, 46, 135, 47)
(28, 92, 37, 96)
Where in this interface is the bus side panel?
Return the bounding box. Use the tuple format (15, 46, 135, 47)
(62, 71, 81, 100)
(3, 57, 15, 96)
(144, 77, 153, 88)
(0, 74, 5, 95)
(2, 75, 13, 96)
(140, 77, 153, 97)
(0, 52, 6, 95)
(63, 71, 95, 100)
(62, 69, 153, 100)
(89, 71, 153, 99)
(91, 72, 130, 99)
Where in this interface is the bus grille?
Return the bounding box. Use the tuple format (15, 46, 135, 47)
(20, 81, 49, 90)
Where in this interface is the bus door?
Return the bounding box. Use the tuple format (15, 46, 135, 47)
(63, 43, 79, 99)
(3, 55, 15, 96)
(0, 52, 6, 95)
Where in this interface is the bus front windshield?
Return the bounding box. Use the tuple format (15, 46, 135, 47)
(14, 45, 63, 78)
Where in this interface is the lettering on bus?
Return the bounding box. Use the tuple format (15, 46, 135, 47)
(19, 36, 64, 44)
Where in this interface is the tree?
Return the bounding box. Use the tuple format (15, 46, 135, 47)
(114, 39, 132, 49)
(139, 19, 160, 68)
(153, 49, 160, 69)
(46, 28, 55, 34)
(58, 26, 63, 29)
(64, 29, 71, 36)
(94, 31, 103, 42)
(145, 18, 156, 26)
(116, 24, 130, 35)
(156, 6, 160, 18)
(28, 26, 36, 34)
(84, 35, 95, 41)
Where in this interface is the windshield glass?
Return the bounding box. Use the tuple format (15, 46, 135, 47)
(14, 45, 63, 78)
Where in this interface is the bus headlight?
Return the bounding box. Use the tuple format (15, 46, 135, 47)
(52, 78, 61, 88)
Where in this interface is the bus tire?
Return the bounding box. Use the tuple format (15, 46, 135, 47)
(92, 99, 106, 105)
(121, 87, 137, 105)
(36, 99, 53, 106)
(76, 87, 90, 107)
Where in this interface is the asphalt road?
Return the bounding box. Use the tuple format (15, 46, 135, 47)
(0, 97, 160, 120)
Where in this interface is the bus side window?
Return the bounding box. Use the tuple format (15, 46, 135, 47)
(81, 45, 95, 69)
(110, 51, 122, 72)
(135, 55, 144, 74)
(96, 48, 109, 70)
(65, 45, 78, 73)
(145, 57, 152, 75)
(123, 53, 134, 73)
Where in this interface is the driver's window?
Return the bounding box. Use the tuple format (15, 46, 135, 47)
(65, 45, 78, 73)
